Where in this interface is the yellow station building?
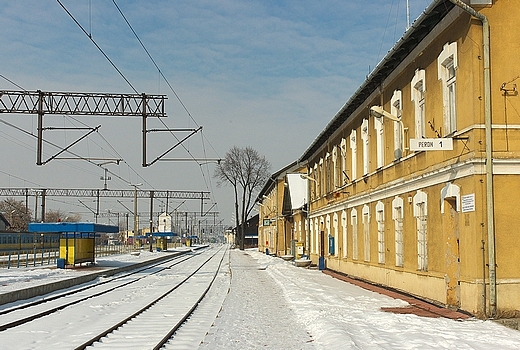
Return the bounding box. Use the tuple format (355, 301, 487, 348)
(258, 0, 520, 318)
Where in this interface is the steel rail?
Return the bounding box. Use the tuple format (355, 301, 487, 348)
(152, 245, 228, 349)
(74, 246, 225, 350)
(0, 250, 198, 330)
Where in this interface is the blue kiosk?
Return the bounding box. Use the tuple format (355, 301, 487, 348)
(28, 222, 119, 268)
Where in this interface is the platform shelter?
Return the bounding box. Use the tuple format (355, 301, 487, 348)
(153, 232, 178, 251)
(28, 222, 118, 267)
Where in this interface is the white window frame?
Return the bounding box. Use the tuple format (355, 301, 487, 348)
(414, 190, 428, 271)
(351, 209, 358, 260)
(362, 204, 370, 262)
(340, 138, 347, 184)
(441, 183, 461, 214)
(411, 69, 426, 139)
(333, 212, 339, 257)
(392, 196, 404, 267)
(438, 42, 458, 135)
(374, 113, 384, 168)
(317, 158, 325, 198)
(310, 167, 316, 201)
(376, 201, 385, 264)
(332, 146, 338, 190)
(325, 153, 331, 194)
(341, 210, 347, 258)
(361, 119, 369, 175)
(350, 129, 357, 180)
(326, 214, 331, 255)
(391, 90, 403, 160)
(313, 218, 319, 255)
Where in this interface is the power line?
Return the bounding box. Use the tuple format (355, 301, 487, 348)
(0, 74, 26, 91)
(56, 0, 139, 94)
(112, 0, 222, 161)
(112, 0, 197, 126)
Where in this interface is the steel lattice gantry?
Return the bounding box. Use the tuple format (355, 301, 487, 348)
(0, 90, 171, 166)
(0, 188, 209, 199)
(0, 188, 211, 223)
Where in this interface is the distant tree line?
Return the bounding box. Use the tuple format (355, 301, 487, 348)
(0, 198, 81, 232)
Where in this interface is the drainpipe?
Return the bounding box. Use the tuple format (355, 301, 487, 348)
(448, 0, 495, 317)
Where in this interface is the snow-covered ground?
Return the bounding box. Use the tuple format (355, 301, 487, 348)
(202, 248, 520, 349)
(0, 249, 165, 294)
(0, 247, 519, 349)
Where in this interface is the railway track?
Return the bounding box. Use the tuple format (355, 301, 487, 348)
(0, 248, 197, 323)
(0, 245, 228, 349)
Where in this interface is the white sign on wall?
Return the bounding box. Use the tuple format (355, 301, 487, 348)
(461, 194, 475, 213)
(410, 138, 453, 151)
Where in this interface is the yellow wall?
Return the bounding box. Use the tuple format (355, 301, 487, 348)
(60, 238, 95, 265)
(303, 2, 520, 317)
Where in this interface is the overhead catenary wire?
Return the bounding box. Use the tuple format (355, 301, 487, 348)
(56, 0, 139, 94)
(4, 2, 223, 220)
(112, 0, 221, 161)
(0, 74, 27, 91)
(111, 0, 222, 211)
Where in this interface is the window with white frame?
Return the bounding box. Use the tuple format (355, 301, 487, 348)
(414, 190, 428, 271)
(392, 196, 404, 267)
(326, 214, 331, 255)
(340, 138, 347, 185)
(310, 218, 315, 254)
(374, 113, 384, 168)
(320, 216, 325, 254)
(317, 158, 325, 198)
(350, 129, 357, 180)
(362, 119, 369, 175)
(333, 212, 338, 257)
(391, 90, 403, 160)
(332, 146, 338, 189)
(438, 42, 458, 135)
(325, 153, 331, 194)
(310, 167, 316, 201)
(303, 220, 306, 246)
(362, 204, 370, 262)
(342, 210, 347, 258)
(411, 69, 426, 139)
(351, 209, 358, 260)
(376, 201, 385, 264)
(314, 218, 319, 254)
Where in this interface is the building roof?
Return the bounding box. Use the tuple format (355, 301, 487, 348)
(256, 160, 298, 202)
(28, 222, 119, 233)
(299, 0, 455, 162)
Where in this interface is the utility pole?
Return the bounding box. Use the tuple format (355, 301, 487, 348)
(130, 183, 142, 247)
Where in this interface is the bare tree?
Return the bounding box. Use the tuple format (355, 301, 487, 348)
(45, 209, 81, 223)
(215, 146, 271, 250)
(0, 198, 32, 231)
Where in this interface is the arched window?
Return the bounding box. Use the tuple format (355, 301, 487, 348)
(362, 204, 370, 262)
(376, 201, 385, 264)
(392, 196, 404, 267)
(438, 42, 458, 135)
(341, 210, 348, 258)
(414, 190, 428, 271)
(411, 69, 426, 138)
(351, 209, 358, 260)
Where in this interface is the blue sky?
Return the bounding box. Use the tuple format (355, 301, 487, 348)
(0, 0, 431, 225)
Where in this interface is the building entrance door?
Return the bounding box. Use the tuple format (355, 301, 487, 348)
(319, 230, 325, 270)
(443, 198, 460, 309)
